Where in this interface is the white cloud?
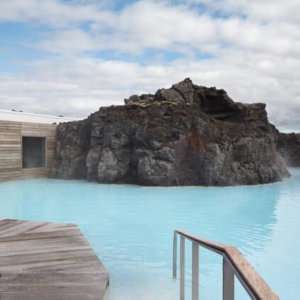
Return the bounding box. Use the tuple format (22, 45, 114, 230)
(0, 0, 300, 131)
(37, 1, 219, 55)
(39, 29, 99, 54)
(114, 1, 218, 51)
(0, 0, 111, 26)
(1, 52, 299, 131)
(188, 0, 300, 24)
(34, 1, 300, 60)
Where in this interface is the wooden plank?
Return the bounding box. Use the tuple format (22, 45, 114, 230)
(0, 156, 21, 161)
(0, 121, 22, 178)
(0, 158, 21, 163)
(0, 173, 23, 181)
(0, 121, 22, 126)
(0, 163, 21, 169)
(21, 168, 50, 178)
(0, 135, 21, 141)
(21, 132, 55, 138)
(0, 219, 109, 300)
(0, 141, 21, 145)
(21, 123, 56, 138)
(0, 168, 20, 173)
(0, 146, 22, 151)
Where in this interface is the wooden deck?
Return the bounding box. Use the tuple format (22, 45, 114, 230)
(0, 219, 109, 300)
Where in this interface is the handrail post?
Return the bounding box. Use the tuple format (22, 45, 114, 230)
(223, 257, 234, 300)
(180, 235, 185, 300)
(173, 231, 177, 279)
(192, 241, 199, 300)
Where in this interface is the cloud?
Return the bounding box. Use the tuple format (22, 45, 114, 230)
(34, 1, 300, 61)
(187, 0, 300, 24)
(37, 1, 219, 55)
(39, 29, 99, 54)
(1, 52, 299, 131)
(0, 0, 111, 26)
(0, 0, 299, 131)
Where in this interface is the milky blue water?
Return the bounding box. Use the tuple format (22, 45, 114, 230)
(0, 169, 299, 299)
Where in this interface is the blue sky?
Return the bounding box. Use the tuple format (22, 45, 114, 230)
(0, 0, 300, 131)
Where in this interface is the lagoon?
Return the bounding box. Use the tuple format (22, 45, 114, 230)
(0, 169, 299, 299)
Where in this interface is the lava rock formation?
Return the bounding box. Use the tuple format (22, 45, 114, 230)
(53, 78, 291, 186)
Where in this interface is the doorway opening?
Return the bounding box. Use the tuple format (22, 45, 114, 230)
(22, 137, 46, 168)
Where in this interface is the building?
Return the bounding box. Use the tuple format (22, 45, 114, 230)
(0, 109, 78, 181)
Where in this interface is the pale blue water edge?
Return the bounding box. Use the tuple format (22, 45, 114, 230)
(0, 169, 300, 299)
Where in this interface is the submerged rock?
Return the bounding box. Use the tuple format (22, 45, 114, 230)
(52, 78, 290, 186)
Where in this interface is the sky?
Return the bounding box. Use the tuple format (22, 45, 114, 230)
(0, 0, 299, 131)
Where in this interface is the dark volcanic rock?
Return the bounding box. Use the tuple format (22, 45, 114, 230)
(52, 78, 290, 186)
(54, 119, 91, 179)
(278, 133, 300, 167)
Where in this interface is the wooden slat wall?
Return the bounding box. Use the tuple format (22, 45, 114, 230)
(0, 121, 57, 181)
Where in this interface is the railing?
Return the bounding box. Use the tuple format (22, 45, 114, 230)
(173, 230, 279, 300)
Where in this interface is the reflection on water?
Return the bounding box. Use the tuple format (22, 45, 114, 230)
(0, 169, 299, 299)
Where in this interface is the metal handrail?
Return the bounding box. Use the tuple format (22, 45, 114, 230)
(173, 230, 279, 300)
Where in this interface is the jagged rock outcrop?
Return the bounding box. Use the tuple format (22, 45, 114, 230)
(278, 133, 300, 167)
(54, 119, 91, 179)
(52, 78, 290, 186)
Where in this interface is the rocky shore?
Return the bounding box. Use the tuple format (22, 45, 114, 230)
(52, 78, 295, 186)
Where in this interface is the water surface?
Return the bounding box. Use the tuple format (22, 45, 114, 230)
(0, 169, 299, 299)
